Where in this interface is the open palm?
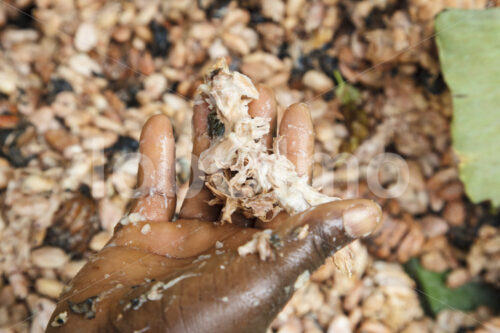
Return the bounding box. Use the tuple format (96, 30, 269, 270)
(46, 86, 381, 333)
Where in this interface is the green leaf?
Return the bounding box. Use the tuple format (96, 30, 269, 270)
(334, 70, 361, 106)
(436, 8, 500, 207)
(404, 258, 500, 315)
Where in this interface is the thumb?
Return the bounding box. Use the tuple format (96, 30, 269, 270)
(110, 199, 381, 333)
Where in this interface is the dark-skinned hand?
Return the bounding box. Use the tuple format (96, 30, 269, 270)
(46, 85, 381, 333)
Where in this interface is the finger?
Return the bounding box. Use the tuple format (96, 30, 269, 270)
(179, 97, 221, 221)
(225, 85, 277, 226)
(278, 103, 314, 181)
(218, 87, 278, 227)
(181, 86, 277, 222)
(248, 84, 277, 150)
(110, 199, 381, 333)
(129, 114, 176, 222)
(256, 103, 314, 229)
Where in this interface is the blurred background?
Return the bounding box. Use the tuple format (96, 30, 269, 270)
(0, 0, 499, 332)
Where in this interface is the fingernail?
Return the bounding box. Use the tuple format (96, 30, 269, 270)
(343, 202, 381, 238)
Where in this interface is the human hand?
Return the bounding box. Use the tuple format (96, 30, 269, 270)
(46, 85, 381, 333)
